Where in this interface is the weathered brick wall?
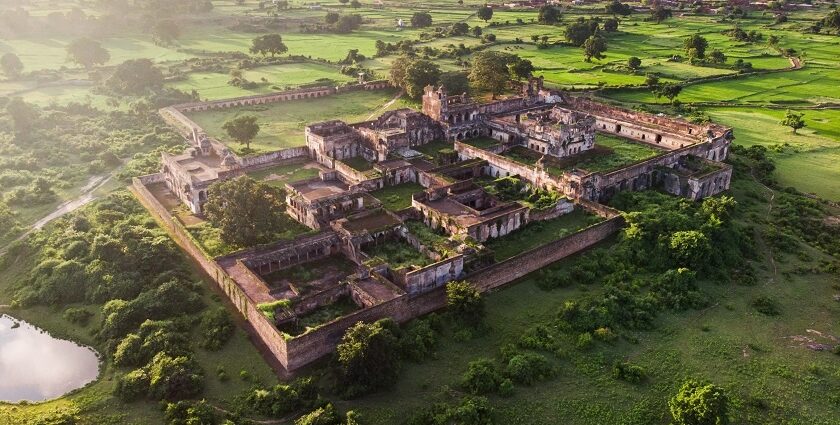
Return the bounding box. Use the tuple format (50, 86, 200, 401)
(238, 147, 309, 168)
(131, 177, 293, 371)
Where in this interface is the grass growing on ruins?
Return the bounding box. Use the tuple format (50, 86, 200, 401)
(463, 137, 500, 150)
(186, 215, 312, 258)
(364, 239, 433, 270)
(501, 146, 541, 166)
(370, 182, 425, 211)
(185, 89, 401, 155)
(342, 156, 375, 172)
(413, 140, 457, 164)
(547, 133, 664, 175)
(484, 209, 602, 261)
(289, 296, 362, 337)
(405, 220, 461, 258)
(246, 162, 322, 189)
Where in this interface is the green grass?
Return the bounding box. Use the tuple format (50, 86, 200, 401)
(370, 182, 425, 211)
(364, 238, 433, 270)
(412, 140, 457, 163)
(168, 63, 356, 100)
(463, 136, 501, 149)
(342, 156, 375, 172)
(292, 296, 362, 336)
(485, 209, 602, 261)
(247, 162, 321, 188)
(186, 89, 401, 155)
(550, 134, 664, 175)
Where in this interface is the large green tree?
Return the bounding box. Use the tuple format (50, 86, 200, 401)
(389, 56, 442, 98)
(106, 59, 164, 95)
(411, 12, 432, 28)
(446, 280, 484, 325)
(780, 109, 805, 134)
(683, 34, 709, 59)
(468, 51, 522, 97)
(538, 5, 561, 24)
(66, 37, 110, 69)
(669, 380, 730, 425)
(582, 35, 608, 62)
(203, 176, 288, 247)
(5, 97, 39, 137)
(0, 53, 24, 78)
(335, 319, 400, 397)
(152, 20, 180, 45)
(250, 34, 288, 57)
(605, 0, 632, 16)
(477, 5, 493, 22)
(651, 5, 673, 24)
(222, 115, 260, 150)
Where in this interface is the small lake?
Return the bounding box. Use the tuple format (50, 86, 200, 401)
(0, 314, 100, 403)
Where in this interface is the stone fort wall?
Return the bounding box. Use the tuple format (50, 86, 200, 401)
(132, 175, 624, 374)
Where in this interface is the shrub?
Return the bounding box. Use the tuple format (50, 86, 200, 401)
(63, 307, 93, 326)
(295, 403, 342, 425)
(446, 280, 484, 326)
(751, 296, 781, 316)
(612, 361, 646, 383)
(461, 358, 502, 394)
(335, 319, 401, 397)
(115, 369, 150, 401)
(505, 352, 553, 385)
(146, 353, 204, 401)
(398, 318, 438, 362)
(576, 332, 594, 350)
(199, 307, 235, 351)
(669, 380, 730, 425)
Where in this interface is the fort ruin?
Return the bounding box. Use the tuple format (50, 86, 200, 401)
(135, 79, 733, 374)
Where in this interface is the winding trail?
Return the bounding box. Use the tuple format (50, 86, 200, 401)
(0, 171, 115, 257)
(366, 89, 404, 121)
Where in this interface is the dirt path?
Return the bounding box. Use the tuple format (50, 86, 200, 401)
(366, 89, 404, 121)
(0, 172, 114, 257)
(751, 169, 778, 283)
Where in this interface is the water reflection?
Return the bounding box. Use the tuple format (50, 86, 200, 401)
(0, 314, 100, 403)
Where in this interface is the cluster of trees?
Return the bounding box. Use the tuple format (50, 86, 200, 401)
(469, 51, 534, 97)
(308, 13, 363, 34)
(642, 74, 683, 103)
(565, 18, 609, 62)
(606, 0, 633, 16)
(334, 316, 441, 397)
(203, 176, 296, 247)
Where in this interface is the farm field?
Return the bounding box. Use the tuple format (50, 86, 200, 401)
(185, 89, 406, 155)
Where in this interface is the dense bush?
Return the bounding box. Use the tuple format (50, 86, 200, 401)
(63, 307, 93, 326)
(408, 396, 493, 425)
(612, 361, 646, 383)
(164, 400, 219, 425)
(397, 317, 439, 362)
(461, 358, 503, 394)
(245, 377, 320, 417)
(505, 352, 553, 385)
(446, 280, 484, 326)
(669, 380, 730, 425)
(199, 307, 235, 350)
(335, 319, 401, 397)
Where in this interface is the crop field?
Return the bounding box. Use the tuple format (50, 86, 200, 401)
(185, 89, 405, 155)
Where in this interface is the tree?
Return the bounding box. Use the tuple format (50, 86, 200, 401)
(350, 0, 361, 7)
(654, 82, 682, 103)
(0, 53, 24, 78)
(477, 5, 493, 22)
(538, 5, 561, 24)
(446, 280, 484, 325)
(5, 97, 38, 136)
(471, 26, 483, 37)
(628, 56, 642, 69)
(450, 22, 470, 36)
(151, 20, 180, 45)
(146, 353, 204, 401)
(468, 51, 519, 98)
(780, 109, 805, 134)
(644, 73, 660, 87)
(650, 6, 672, 24)
(325, 12, 340, 24)
(439, 71, 470, 94)
(461, 358, 502, 394)
(66, 37, 110, 69)
(669, 230, 711, 269)
(411, 12, 433, 28)
(683, 34, 708, 59)
(603, 17, 619, 32)
(389, 56, 441, 98)
(669, 380, 730, 425)
(582, 35, 608, 62)
(295, 404, 343, 425)
(339, 0, 349, 4)
(335, 14, 363, 33)
(203, 177, 289, 247)
(250, 34, 288, 57)
(508, 58, 534, 80)
(335, 319, 400, 397)
(708, 49, 726, 64)
(605, 0, 632, 16)
(106, 59, 164, 94)
(222, 115, 260, 150)
(565, 19, 598, 46)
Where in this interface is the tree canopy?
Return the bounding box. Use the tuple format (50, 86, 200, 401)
(0, 52, 24, 78)
(477, 5, 494, 22)
(684, 34, 709, 59)
(446, 280, 484, 326)
(605, 0, 633, 16)
(468, 51, 528, 97)
(66, 37, 110, 69)
(410, 12, 433, 28)
(203, 176, 290, 248)
(582, 35, 608, 62)
(250, 34, 288, 57)
(222, 115, 260, 150)
(780, 110, 805, 133)
(669, 380, 730, 425)
(389, 56, 442, 98)
(538, 5, 561, 24)
(106, 59, 164, 95)
(335, 319, 401, 397)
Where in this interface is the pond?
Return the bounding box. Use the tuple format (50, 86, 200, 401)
(0, 314, 100, 403)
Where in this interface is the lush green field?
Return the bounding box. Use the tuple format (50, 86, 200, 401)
(168, 62, 356, 100)
(186, 89, 405, 155)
